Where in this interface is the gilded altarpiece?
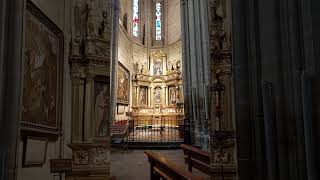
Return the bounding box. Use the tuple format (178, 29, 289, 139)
(67, 0, 112, 179)
(130, 51, 184, 142)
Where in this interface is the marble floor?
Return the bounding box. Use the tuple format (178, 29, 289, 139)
(110, 149, 210, 180)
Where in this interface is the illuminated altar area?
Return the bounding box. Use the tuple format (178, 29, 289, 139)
(113, 0, 184, 144)
(127, 50, 185, 142)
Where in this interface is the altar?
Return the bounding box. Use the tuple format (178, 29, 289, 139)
(127, 51, 185, 143)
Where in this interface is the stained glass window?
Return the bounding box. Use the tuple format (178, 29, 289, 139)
(155, 2, 162, 40)
(133, 0, 139, 37)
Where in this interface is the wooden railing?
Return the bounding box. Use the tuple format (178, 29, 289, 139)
(180, 144, 237, 178)
(144, 150, 205, 180)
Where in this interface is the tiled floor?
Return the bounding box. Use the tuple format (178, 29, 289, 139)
(110, 149, 210, 180)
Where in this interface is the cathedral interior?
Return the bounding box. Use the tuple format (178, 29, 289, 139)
(0, 0, 320, 180)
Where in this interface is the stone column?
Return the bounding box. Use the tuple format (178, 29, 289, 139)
(110, 0, 120, 125)
(84, 75, 95, 141)
(0, 0, 23, 179)
(165, 86, 168, 106)
(135, 84, 138, 107)
(151, 86, 154, 106)
(71, 75, 85, 143)
(137, 86, 140, 106)
(162, 86, 166, 106)
(180, 0, 194, 144)
(148, 87, 151, 107)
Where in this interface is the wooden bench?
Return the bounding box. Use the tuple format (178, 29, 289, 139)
(144, 150, 205, 180)
(180, 144, 237, 179)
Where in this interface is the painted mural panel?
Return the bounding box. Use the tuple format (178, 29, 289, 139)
(21, 1, 63, 133)
(94, 81, 110, 137)
(117, 62, 130, 104)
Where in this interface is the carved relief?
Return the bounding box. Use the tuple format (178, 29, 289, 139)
(211, 149, 232, 164)
(73, 150, 89, 165)
(72, 147, 109, 166)
(89, 148, 109, 165)
(72, 0, 111, 57)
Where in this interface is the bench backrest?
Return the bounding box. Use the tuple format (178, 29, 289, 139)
(180, 144, 237, 178)
(144, 150, 205, 180)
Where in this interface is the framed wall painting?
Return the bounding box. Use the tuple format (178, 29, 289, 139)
(21, 0, 64, 134)
(94, 76, 110, 137)
(22, 136, 48, 167)
(117, 62, 130, 105)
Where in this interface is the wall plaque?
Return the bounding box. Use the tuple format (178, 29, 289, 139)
(50, 159, 73, 173)
(23, 136, 48, 167)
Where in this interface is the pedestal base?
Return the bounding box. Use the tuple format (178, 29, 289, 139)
(67, 141, 111, 180)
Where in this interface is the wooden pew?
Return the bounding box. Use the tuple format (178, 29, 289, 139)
(144, 150, 205, 180)
(180, 144, 237, 179)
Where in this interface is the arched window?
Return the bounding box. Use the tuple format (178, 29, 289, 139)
(132, 0, 139, 37)
(155, 2, 162, 40)
(123, 13, 128, 31)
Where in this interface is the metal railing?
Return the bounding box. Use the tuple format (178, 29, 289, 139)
(124, 117, 184, 143)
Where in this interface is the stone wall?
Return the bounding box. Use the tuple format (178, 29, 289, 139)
(167, 0, 181, 45)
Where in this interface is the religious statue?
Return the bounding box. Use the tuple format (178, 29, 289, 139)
(140, 88, 146, 105)
(170, 88, 176, 104)
(211, 0, 224, 22)
(101, 11, 109, 39)
(154, 88, 161, 104)
(94, 85, 109, 136)
(153, 59, 162, 75)
(87, 0, 98, 36)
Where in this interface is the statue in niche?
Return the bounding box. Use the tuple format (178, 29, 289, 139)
(94, 84, 109, 137)
(169, 88, 177, 104)
(74, 0, 82, 36)
(154, 87, 162, 104)
(134, 62, 139, 73)
(139, 88, 147, 105)
(87, 0, 98, 36)
(73, 0, 87, 55)
(210, 0, 225, 22)
(176, 60, 181, 69)
(100, 11, 109, 38)
(153, 59, 163, 76)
